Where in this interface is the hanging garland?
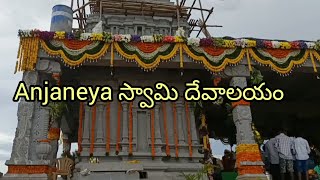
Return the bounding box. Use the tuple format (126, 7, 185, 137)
(15, 37, 40, 73)
(105, 102, 111, 155)
(183, 44, 246, 72)
(90, 105, 97, 156)
(172, 102, 179, 159)
(114, 42, 179, 70)
(161, 102, 170, 157)
(236, 144, 265, 175)
(116, 102, 122, 155)
(40, 39, 109, 67)
(150, 109, 156, 158)
(248, 48, 309, 74)
(184, 101, 193, 158)
(129, 102, 133, 156)
(78, 102, 84, 153)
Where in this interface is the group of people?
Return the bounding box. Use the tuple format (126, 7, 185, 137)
(264, 129, 320, 180)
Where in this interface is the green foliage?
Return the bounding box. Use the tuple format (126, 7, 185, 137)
(48, 102, 68, 121)
(179, 165, 209, 180)
(250, 67, 264, 85)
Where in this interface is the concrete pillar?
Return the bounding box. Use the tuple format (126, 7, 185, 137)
(5, 60, 61, 179)
(225, 65, 267, 180)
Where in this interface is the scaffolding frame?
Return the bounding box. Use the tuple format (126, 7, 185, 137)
(70, 0, 222, 37)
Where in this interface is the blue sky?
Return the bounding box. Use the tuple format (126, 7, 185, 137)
(0, 0, 319, 173)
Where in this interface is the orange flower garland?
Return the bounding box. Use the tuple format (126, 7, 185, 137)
(236, 144, 265, 175)
(161, 102, 170, 156)
(47, 127, 60, 140)
(78, 102, 84, 153)
(172, 102, 179, 158)
(106, 102, 111, 154)
(231, 100, 250, 109)
(129, 102, 133, 155)
(184, 101, 193, 158)
(151, 109, 156, 158)
(89, 105, 97, 155)
(61, 39, 92, 50)
(134, 42, 165, 53)
(116, 102, 122, 154)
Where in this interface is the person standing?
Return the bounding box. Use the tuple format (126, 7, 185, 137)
(294, 133, 311, 180)
(275, 129, 295, 180)
(265, 138, 280, 180)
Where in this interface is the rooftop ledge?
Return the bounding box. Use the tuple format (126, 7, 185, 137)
(15, 29, 320, 76)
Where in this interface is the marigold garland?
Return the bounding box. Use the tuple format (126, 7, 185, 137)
(231, 100, 251, 109)
(78, 102, 84, 153)
(184, 101, 193, 158)
(150, 109, 156, 158)
(106, 102, 111, 154)
(15, 37, 40, 73)
(172, 102, 179, 158)
(162, 102, 170, 156)
(47, 127, 60, 140)
(116, 102, 122, 154)
(236, 143, 265, 175)
(129, 102, 133, 155)
(90, 105, 97, 155)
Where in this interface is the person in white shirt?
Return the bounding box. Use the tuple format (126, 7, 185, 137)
(294, 133, 311, 180)
(265, 138, 280, 180)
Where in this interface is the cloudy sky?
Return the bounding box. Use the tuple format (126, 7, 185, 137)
(0, 0, 319, 174)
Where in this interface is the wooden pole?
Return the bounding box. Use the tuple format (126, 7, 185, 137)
(175, 0, 180, 28)
(99, 0, 102, 20)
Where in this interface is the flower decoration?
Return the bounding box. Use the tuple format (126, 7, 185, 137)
(264, 40, 273, 48)
(187, 38, 200, 47)
(174, 36, 184, 43)
(163, 36, 175, 43)
(102, 32, 112, 42)
(141, 35, 154, 43)
(54, 31, 66, 40)
(39, 31, 55, 41)
(306, 42, 316, 49)
(290, 41, 300, 49)
(153, 34, 164, 43)
(175, 27, 186, 37)
(223, 40, 236, 48)
(91, 33, 104, 41)
(271, 40, 280, 48)
(80, 33, 92, 41)
(131, 35, 141, 42)
(279, 42, 291, 49)
(200, 38, 213, 46)
(255, 39, 265, 48)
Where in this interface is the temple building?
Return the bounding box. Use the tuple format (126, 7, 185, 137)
(3, 0, 320, 180)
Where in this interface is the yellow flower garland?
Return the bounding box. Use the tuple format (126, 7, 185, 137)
(15, 37, 40, 73)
